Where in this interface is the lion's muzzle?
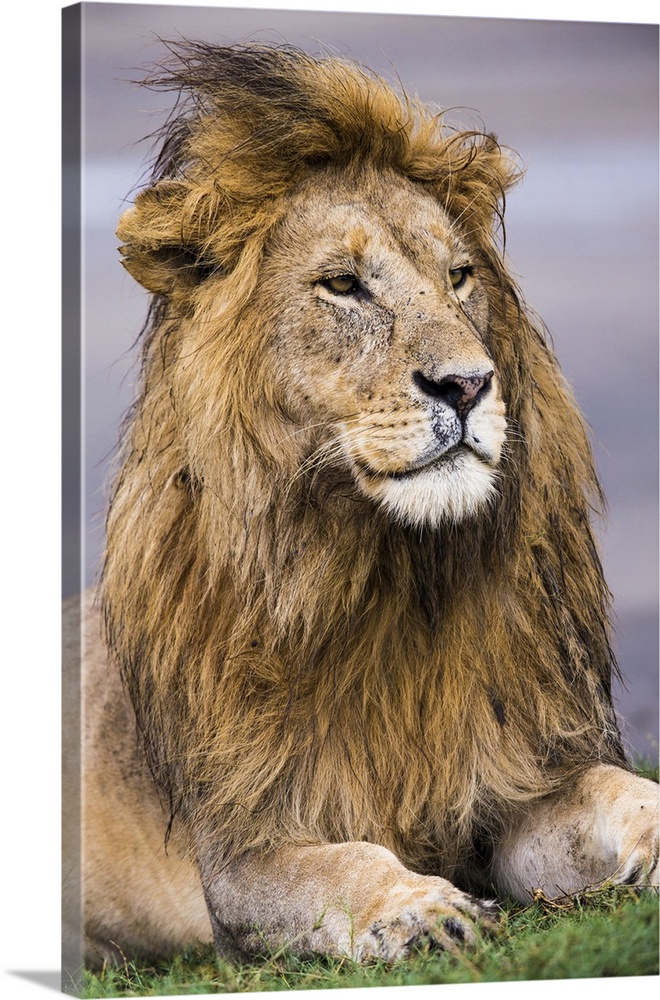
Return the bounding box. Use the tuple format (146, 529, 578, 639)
(344, 360, 507, 526)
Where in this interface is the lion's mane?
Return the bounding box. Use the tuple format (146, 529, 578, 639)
(104, 43, 625, 882)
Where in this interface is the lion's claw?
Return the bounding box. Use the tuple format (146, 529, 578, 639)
(353, 880, 499, 962)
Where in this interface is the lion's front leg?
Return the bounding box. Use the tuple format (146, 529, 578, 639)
(492, 764, 659, 901)
(199, 841, 498, 962)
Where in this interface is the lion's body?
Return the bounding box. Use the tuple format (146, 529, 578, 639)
(65, 44, 658, 970)
(63, 592, 211, 965)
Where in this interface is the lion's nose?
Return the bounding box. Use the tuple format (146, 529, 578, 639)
(413, 369, 493, 418)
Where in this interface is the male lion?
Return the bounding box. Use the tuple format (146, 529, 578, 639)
(64, 43, 658, 970)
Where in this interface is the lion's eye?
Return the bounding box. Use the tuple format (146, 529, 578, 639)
(449, 267, 471, 290)
(322, 274, 361, 295)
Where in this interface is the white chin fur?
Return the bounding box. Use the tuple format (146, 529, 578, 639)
(363, 450, 498, 527)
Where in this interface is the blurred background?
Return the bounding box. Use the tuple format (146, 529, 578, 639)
(67, 2, 659, 759)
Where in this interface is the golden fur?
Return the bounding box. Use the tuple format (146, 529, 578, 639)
(79, 44, 658, 966)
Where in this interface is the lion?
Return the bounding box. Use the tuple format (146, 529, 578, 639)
(63, 43, 659, 973)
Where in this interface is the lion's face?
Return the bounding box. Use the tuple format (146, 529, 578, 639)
(257, 169, 506, 527)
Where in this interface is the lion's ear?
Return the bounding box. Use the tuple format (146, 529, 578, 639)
(117, 180, 217, 297)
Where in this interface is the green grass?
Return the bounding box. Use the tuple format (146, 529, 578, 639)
(75, 886, 658, 998)
(636, 758, 659, 784)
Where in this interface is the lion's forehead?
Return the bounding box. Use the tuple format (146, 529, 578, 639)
(276, 175, 464, 284)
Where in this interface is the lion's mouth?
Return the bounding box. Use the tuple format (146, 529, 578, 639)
(358, 443, 472, 481)
(388, 445, 468, 479)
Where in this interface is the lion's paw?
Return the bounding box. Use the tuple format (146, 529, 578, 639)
(492, 765, 659, 901)
(608, 775, 659, 890)
(352, 878, 499, 962)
